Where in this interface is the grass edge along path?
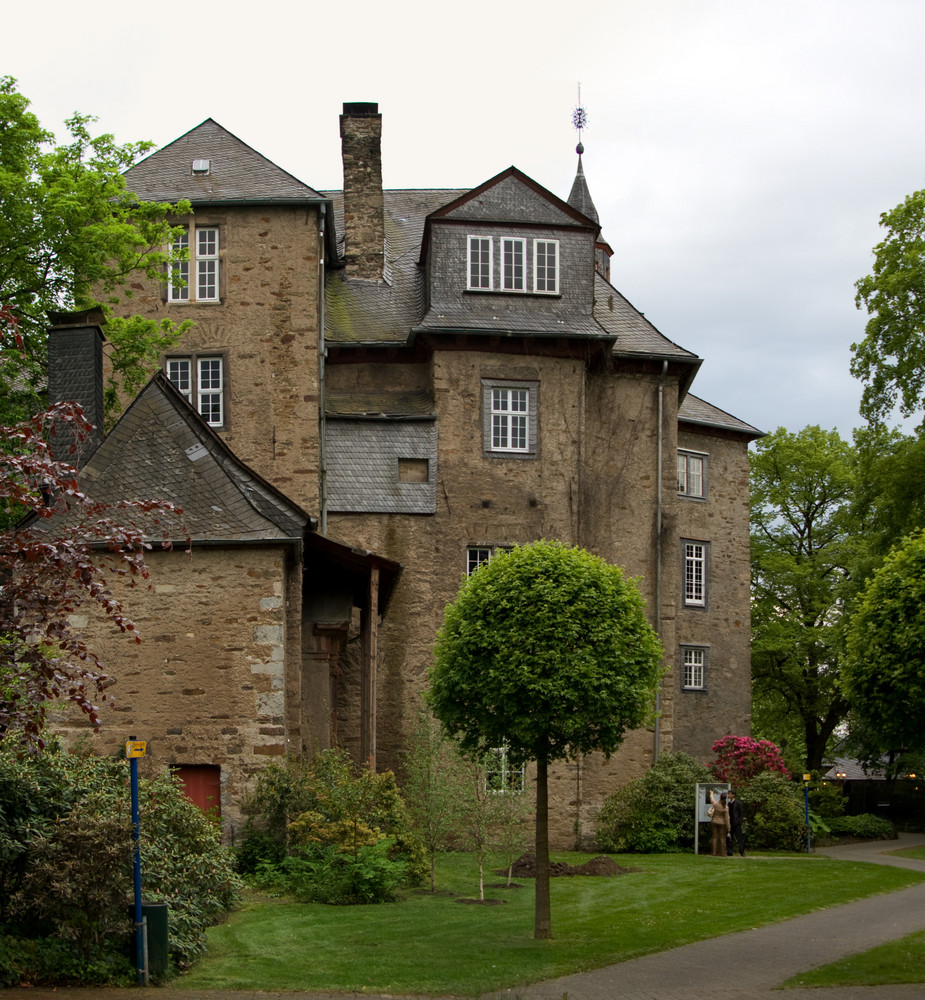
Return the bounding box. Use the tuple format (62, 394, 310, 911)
(176, 851, 925, 996)
(781, 927, 925, 989)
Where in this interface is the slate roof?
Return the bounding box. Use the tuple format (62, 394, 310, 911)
(76, 373, 313, 543)
(567, 154, 600, 225)
(678, 393, 764, 438)
(124, 119, 326, 206)
(324, 189, 463, 344)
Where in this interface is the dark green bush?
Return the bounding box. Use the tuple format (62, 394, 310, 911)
(595, 752, 711, 853)
(826, 813, 896, 840)
(0, 739, 241, 984)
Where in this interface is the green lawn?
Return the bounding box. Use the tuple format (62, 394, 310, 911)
(176, 851, 925, 996)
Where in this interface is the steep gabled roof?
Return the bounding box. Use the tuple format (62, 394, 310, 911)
(123, 119, 326, 206)
(78, 373, 313, 543)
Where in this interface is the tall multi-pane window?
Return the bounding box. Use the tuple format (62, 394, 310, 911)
(678, 451, 706, 498)
(683, 542, 707, 607)
(682, 647, 706, 689)
(491, 387, 529, 452)
(468, 236, 492, 289)
(166, 355, 225, 427)
(534, 239, 558, 293)
(502, 238, 525, 290)
(169, 225, 220, 302)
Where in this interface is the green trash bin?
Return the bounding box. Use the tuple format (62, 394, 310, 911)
(129, 901, 169, 977)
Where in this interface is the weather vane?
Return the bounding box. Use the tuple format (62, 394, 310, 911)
(572, 83, 587, 154)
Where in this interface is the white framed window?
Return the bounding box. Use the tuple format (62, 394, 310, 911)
(468, 236, 492, 290)
(482, 379, 538, 457)
(466, 544, 512, 576)
(485, 746, 525, 794)
(678, 451, 706, 498)
(681, 647, 707, 690)
(168, 225, 220, 302)
(491, 387, 528, 452)
(502, 238, 526, 291)
(166, 355, 226, 427)
(533, 239, 558, 294)
(683, 541, 707, 607)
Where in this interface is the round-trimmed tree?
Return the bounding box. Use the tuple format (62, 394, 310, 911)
(429, 540, 663, 939)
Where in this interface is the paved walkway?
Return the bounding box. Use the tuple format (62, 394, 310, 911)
(7, 834, 925, 1000)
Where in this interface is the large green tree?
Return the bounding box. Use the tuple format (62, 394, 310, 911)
(750, 426, 861, 771)
(844, 528, 925, 758)
(429, 540, 663, 939)
(0, 77, 189, 426)
(853, 187, 925, 425)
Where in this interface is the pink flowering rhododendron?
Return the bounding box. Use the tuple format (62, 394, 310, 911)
(710, 736, 790, 785)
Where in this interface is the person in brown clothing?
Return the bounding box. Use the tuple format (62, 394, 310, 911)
(708, 790, 730, 857)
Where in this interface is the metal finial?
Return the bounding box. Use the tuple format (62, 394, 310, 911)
(572, 83, 587, 156)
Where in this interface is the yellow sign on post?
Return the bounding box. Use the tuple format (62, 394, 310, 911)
(126, 741, 147, 758)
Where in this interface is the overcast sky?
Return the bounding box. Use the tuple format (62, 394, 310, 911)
(8, 0, 925, 439)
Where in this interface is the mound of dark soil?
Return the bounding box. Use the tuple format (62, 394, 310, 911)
(500, 853, 635, 878)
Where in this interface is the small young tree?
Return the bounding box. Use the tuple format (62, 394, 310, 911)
(430, 540, 663, 938)
(401, 708, 468, 891)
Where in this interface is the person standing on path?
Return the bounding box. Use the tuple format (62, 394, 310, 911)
(708, 790, 730, 857)
(728, 789, 745, 856)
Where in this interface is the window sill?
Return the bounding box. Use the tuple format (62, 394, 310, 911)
(464, 289, 561, 300)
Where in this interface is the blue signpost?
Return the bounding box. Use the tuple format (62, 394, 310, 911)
(126, 739, 147, 985)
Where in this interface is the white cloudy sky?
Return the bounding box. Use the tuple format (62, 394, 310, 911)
(8, 0, 925, 438)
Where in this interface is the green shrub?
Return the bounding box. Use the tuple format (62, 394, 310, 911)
(743, 771, 806, 851)
(241, 749, 426, 900)
(809, 781, 847, 818)
(235, 831, 286, 876)
(595, 752, 711, 853)
(826, 813, 896, 840)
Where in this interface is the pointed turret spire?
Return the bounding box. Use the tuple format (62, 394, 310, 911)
(567, 93, 612, 281)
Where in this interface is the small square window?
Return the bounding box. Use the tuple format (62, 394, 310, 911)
(466, 544, 512, 576)
(485, 746, 525, 793)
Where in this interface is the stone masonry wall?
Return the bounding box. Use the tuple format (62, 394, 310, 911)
(111, 203, 323, 513)
(53, 545, 299, 840)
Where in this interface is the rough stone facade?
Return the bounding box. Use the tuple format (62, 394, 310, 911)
(49, 104, 760, 848)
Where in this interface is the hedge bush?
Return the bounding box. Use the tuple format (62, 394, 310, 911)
(825, 813, 896, 840)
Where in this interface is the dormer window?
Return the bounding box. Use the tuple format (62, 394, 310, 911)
(467, 236, 559, 295)
(191, 159, 211, 175)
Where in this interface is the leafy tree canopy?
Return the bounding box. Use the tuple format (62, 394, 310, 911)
(853, 187, 925, 425)
(430, 540, 663, 766)
(749, 426, 860, 771)
(0, 77, 191, 426)
(844, 528, 925, 756)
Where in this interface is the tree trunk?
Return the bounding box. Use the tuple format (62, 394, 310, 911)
(534, 755, 551, 939)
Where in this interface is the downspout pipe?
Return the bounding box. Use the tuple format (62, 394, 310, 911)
(319, 203, 328, 535)
(655, 360, 668, 762)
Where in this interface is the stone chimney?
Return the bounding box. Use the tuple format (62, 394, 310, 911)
(47, 308, 106, 463)
(340, 102, 385, 280)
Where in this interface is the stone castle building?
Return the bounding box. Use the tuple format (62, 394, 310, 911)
(49, 103, 760, 847)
